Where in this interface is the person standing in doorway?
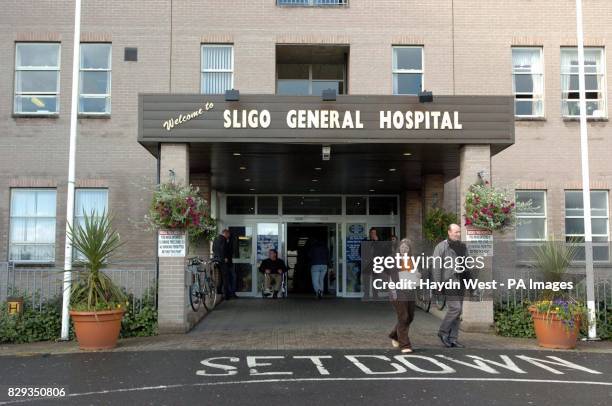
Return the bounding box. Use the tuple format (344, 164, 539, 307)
(308, 238, 329, 299)
(213, 229, 237, 300)
(259, 249, 287, 299)
(388, 238, 417, 353)
(363, 227, 380, 299)
(433, 223, 468, 348)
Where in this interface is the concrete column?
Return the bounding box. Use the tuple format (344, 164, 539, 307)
(158, 143, 191, 333)
(422, 174, 445, 229)
(403, 191, 422, 241)
(458, 145, 494, 332)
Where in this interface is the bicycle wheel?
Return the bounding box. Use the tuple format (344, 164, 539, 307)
(203, 270, 217, 311)
(189, 275, 202, 312)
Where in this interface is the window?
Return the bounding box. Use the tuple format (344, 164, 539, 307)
(512, 48, 544, 117)
(226, 196, 255, 215)
(368, 196, 398, 215)
(346, 196, 367, 215)
(282, 196, 342, 215)
(392, 46, 423, 95)
(277, 64, 345, 96)
(14, 43, 60, 114)
(565, 190, 609, 261)
(9, 189, 57, 262)
(561, 47, 607, 118)
(257, 196, 279, 215)
(79, 43, 111, 114)
(515, 191, 547, 240)
(201, 45, 233, 94)
(74, 189, 109, 259)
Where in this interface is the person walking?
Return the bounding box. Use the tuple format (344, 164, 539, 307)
(388, 238, 417, 353)
(213, 229, 237, 300)
(432, 223, 468, 348)
(308, 238, 329, 299)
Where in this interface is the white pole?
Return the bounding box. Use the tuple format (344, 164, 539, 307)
(575, 0, 597, 339)
(61, 0, 82, 340)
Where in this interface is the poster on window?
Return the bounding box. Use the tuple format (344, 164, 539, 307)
(257, 235, 279, 261)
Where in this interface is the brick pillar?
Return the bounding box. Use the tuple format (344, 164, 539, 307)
(158, 144, 190, 333)
(459, 145, 494, 332)
(190, 173, 212, 259)
(422, 173, 445, 224)
(403, 191, 422, 241)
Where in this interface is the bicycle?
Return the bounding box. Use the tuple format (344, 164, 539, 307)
(187, 257, 218, 312)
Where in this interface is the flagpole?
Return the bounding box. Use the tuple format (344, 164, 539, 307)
(61, 0, 82, 340)
(575, 0, 597, 339)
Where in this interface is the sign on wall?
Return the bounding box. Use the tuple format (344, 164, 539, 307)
(465, 227, 493, 257)
(158, 230, 186, 257)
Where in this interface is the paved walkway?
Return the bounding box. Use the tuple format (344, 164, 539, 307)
(2, 297, 611, 356)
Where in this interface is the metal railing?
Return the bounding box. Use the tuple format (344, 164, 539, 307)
(277, 0, 348, 6)
(0, 262, 157, 313)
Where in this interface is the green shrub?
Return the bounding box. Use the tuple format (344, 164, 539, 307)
(494, 302, 535, 338)
(423, 208, 458, 244)
(120, 294, 158, 338)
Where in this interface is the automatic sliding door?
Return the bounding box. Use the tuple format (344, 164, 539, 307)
(256, 223, 280, 295)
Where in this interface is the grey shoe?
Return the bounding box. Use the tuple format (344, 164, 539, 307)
(450, 340, 465, 348)
(437, 332, 452, 348)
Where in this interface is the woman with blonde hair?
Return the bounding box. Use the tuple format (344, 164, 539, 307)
(388, 238, 418, 353)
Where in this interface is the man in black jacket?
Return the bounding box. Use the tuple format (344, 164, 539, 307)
(213, 229, 237, 300)
(259, 249, 287, 299)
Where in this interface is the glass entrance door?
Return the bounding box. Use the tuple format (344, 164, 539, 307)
(255, 223, 281, 295)
(228, 225, 254, 296)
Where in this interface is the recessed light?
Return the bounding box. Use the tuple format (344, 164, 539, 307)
(244, 178, 251, 182)
(249, 188, 255, 191)
(239, 166, 247, 170)
(233, 152, 241, 156)
(369, 189, 375, 192)
(312, 179, 318, 182)
(389, 168, 397, 172)
(309, 189, 316, 192)
(377, 179, 384, 182)
(314, 167, 322, 171)
(403, 152, 412, 156)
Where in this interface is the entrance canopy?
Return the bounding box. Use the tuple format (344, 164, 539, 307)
(138, 94, 514, 193)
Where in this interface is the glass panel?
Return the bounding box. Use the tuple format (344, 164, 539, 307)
(393, 47, 422, 70)
(514, 75, 534, 93)
(312, 81, 340, 96)
(277, 80, 310, 95)
(36, 190, 57, 216)
(592, 218, 608, 236)
(234, 263, 253, 293)
(14, 95, 58, 114)
(591, 191, 608, 215)
(257, 196, 278, 215)
(512, 48, 542, 73)
(565, 191, 608, 216)
(80, 44, 111, 69)
(312, 64, 344, 80)
(11, 190, 36, 216)
(368, 196, 398, 215)
(345, 223, 366, 293)
(256, 223, 280, 293)
(515, 191, 545, 215)
(35, 218, 55, 243)
(565, 218, 584, 235)
(282, 196, 342, 215)
(16, 71, 58, 93)
(79, 96, 110, 113)
(201, 72, 232, 94)
(9, 244, 54, 262)
(370, 226, 396, 241)
(228, 226, 253, 260)
(346, 196, 367, 215)
(515, 99, 543, 116)
(16, 43, 60, 67)
(75, 189, 108, 217)
(277, 64, 309, 79)
(80, 71, 110, 94)
(202, 45, 233, 70)
(393, 73, 422, 95)
(226, 196, 255, 215)
(516, 218, 546, 240)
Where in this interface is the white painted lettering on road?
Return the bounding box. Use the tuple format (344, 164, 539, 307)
(515, 355, 603, 375)
(435, 354, 526, 374)
(345, 355, 407, 375)
(293, 356, 333, 375)
(246, 356, 293, 376)
(394, 355, 456, 374)
(196, 357, 239, 376)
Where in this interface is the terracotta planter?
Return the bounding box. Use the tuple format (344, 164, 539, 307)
(528, 306, 580, 349)
(70, 309, 125, 350)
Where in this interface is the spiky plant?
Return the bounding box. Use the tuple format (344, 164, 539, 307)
(530, 236, 579, 300)
(68, 211, 126, 311)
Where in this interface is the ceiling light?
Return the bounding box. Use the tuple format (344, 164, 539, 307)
(389, 168, 397, 172)
(377, 179, 384, 182)
(312, 179, 318, 182)
(233, 152, 241, 156)
(369, 189, 375, 192)
(309, 189, 316, 192)
(249, 188, 255, 191)
(314, 167, 322, 171)
(244, 178, 251, 182)
(239, 166, 247, 170)
(403, 152, 412, 156)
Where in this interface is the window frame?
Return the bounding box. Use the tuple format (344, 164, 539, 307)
(8, 188, 57, 264)
(14, 42, 61, 116)
(275, 63, 346, 96)
(392, 45, 424, 96)
(78, 43, 112, 115)
(73, 188, 109, 260)
(564, 190, 610, 262)
(201, 44, 234, 95)
(560, 47, 607, 118)
(514, 190, 547, 241)
(512, 47, 545, 118)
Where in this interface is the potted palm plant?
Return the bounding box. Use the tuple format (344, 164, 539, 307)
(68, 211, 126, 350)
(528, 237, 586, 349)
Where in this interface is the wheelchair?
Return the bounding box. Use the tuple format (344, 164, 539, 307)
(260, 272, 288, 298)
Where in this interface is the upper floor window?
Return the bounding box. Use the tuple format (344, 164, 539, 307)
(79, 43, 111, 115)
(9, 189, 57, 263)
(565, 190, 609, 262)
(201, 44, 234, 94)
(515, 190, 547, 240)
(512, 47, 544, 117)
(561, 47, 607, 118)
(277, 64, 345, 96)
(392, 46, 423, 95)
(14, 43, 60, 115)
(277, 0, 348, 6)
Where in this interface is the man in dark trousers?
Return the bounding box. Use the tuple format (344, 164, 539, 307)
(432, 223, 469, 348)
(213, 229, 237, 300)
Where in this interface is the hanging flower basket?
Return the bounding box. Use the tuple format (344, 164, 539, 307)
(464, 182, 520, 231)
(146, 182, 217, 243)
